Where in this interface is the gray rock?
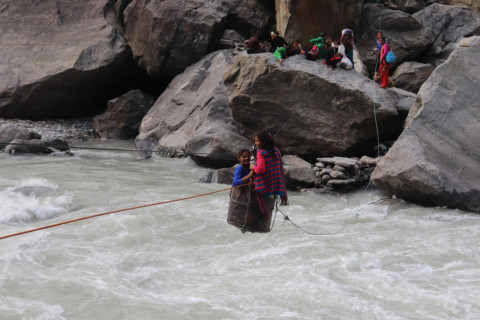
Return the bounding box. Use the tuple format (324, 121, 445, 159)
(360, 155, 380, 166)
(0, 125, 41, 150)
(199, 167, 236, 185)
(284, 167, 316, 188)
(275, 0, 364, 50)
(123, 0, 274, 78)
(0, 0, 141, 119)
(93, 90, 154, 139)
(219, 30, 245, 49)
(224, 54, 408, 160)
(282, 155, 312, 168)
(388, 87, 417, 118)
(413, 4, 480, 65)
(319, 168, 333, 176)
(315, 161, 325, 168)
(395, 0, 426, 13)
(317, 157, 359, 168)
(136, 50, 250, 168)
(391, 62, 435, 93)
(327, 178, 357, 190)
(372, 36, 480, 212)
(333, 165, 346, 172)
(356, 4, 437, 76)
(321, 175, 332, 184)
(4, 139, 51, 154)
(330, 170, 346, 179)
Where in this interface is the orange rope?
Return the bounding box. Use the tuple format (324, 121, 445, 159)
(0, 183, 252, 240)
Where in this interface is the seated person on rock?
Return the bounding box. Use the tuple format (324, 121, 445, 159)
(274, 46, 288, 64)
(269, 31, 289, 53)
(287, 39, 304, 56)
(324, 39, 343, 69)
(309, 33, 329, 59)
(245, 36, 266, 54)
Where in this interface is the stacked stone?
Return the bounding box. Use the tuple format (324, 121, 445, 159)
(314, 156, 379, 191)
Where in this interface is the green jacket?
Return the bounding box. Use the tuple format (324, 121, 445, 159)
(310, 37, 327, 58)
(309, 37, 324, 46)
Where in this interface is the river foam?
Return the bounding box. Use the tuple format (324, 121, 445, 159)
(1, 141, 480, 320)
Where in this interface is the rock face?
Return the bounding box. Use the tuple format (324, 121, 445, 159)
(93, 90, 154, 139)
(123, 0, 274, 79)
(413, 4, 480, 66)
(356, 3, 437, 76)
(371, 36, 480, 213)
(274, 0, 363, 48)
(391, 62, 435, 93)
(223, 53, 411, 161)
(135, 50, 250, 168)
(394, 0, 426, 13)
(0, 0, 142, 119)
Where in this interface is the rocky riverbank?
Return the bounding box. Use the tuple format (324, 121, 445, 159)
(0, 118, 98, 142)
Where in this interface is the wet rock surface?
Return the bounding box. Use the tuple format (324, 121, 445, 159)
(0, 118, 98, 142)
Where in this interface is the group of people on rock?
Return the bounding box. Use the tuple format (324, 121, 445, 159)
(246, 29, 395, 88)
(246, 29, 355, 69)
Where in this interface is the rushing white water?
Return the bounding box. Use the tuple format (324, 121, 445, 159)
(1, 141, 479, 320)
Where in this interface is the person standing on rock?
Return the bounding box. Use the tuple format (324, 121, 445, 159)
(341, 32, 354, 69)
(378, 36, 390, 88)
(250, 131, 288, 213)
(269, 31, 288, 53)
(376, 31, 388, 64)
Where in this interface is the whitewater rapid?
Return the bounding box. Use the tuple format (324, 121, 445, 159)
(1, 141, 479, 320)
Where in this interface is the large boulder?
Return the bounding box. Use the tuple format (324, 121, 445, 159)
(391, 61, 435, 93)
(0, 125, 41, 150)
(392, 0, 426, 13)
(4, 138, 70, 154)
(135, 50, 250, 168)
(123, 0, 274, 79)
(413, 3, 480, 65)
(0, 0, 142, 120)
(223, 53, 413, 161)
(356, 3, 437, 76)
(274, 0, 364, 48)
(93, 90, 154, 139)
(371, 36, 480, 213)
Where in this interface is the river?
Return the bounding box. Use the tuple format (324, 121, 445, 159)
(1, 141, 479, 320)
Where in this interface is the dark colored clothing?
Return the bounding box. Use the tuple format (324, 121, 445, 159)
(342, 35, 354, 69)
(233, 165, 250, 187)
(325, 47, 342, 68)
(270, 36, 288, 53)
(246, 36, 260, 54)
(287, 43, 302, 56)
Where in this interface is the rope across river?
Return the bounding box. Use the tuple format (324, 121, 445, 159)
(0, 184, 251, 240)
